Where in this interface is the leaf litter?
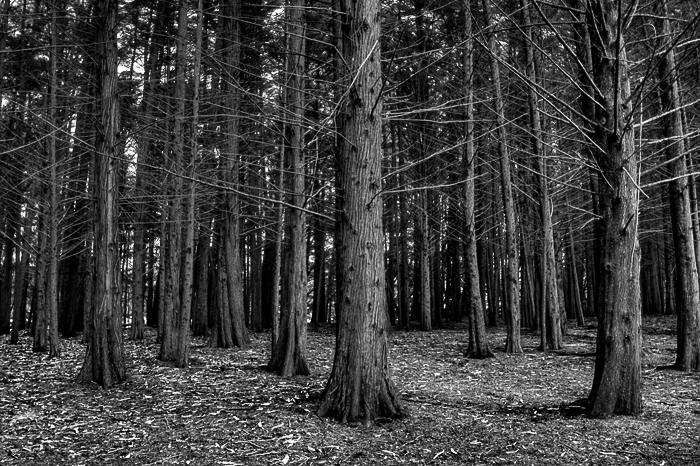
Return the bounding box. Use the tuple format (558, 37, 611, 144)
(1, 315, 698, 465)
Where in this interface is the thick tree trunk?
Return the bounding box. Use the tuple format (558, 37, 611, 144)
(317, 0, 403, 424)
(585, 0, 642, 416)
(657, 3, 700, 372)
(78, 0, 125, 387)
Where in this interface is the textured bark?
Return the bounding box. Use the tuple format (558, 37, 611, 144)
(568, 229, 585, 326)
(192, 226, 211, 336)
(33, 213, 48, 353)
(0, 183, 17, 336)
(268, 0, 310, 377)
(77, 0, 126, 387)
(462, 0, 492, 359)
(395, 125, 410, 329)
(46, 2, 61, 358)
(521, 0, 561, 351)
(174, 0, 204, 368)
(585, 0, 642, 417)
(159, 0, 190, 365)
(317, 0, 403, 424)
(482, 0, 521, 353)
(413, 0, 432, 332)
(311, 211, 327, 326)
(657, 2, 700, 372)
(220, 0, 249, 348)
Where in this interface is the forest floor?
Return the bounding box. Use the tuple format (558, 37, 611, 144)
(1, 316, 698, 465)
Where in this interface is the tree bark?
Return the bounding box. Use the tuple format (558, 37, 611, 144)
(482, 0, 521, 353)
(78, 0, 126, 387)
(46, 1, 61, 358)
(462, 0, 492, 359)
(585, 0, 642, 416)
(268, 0, 310, 377)
(219, 0, 249, 348)
(521, 0, 561, 351)
(656, 1, 700, 372)
(318, 0, 403, 424)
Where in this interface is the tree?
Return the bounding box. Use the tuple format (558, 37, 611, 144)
(77, 0, 126, 388)
(46, 0, 61, 357)
(656, 0, 700, 372)
(317, 0, 403, 423)
(584, 0, 642, 417)
(267, 0, 310, 377)
(481, 0, 521, 353)
(520, 0, 561, 351)
(462, 0, 492, 359)
(217, 0, 249, 349)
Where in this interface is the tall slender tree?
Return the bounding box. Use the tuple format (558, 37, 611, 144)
(219, 0, 249, 348)
(520, 0, 561, 351)
(78, 0, 126, 387)
(482, 0, 521, 353)
(462, 0, 492, 359)
(268, 0, 310, 377)
(656, 0, 700, 372)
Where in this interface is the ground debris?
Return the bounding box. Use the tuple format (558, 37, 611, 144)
(1, 317, 698, 464)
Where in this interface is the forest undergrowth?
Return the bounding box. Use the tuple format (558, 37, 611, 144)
(1, 316, 698, 465)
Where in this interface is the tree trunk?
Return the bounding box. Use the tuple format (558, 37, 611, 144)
(46, 1, 61, 358)
(268, 0, 310, 377)
(78, 0, 126, 387)
(174, 0, 204, 368)
(520, 0, 561, 351)
(317, 0, 403, 424)
(462, 0, 492, 359)
(0, 184, 17, 336)
(568, 229, 585, 326)
(585, 0, 642, 416)
(221, 0, 249, 348)
(656, 1, 700, 372)
(33, 211, 48, 352)
(482, 0, 521, 352)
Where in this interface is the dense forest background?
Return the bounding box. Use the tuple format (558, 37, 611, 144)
(0, 0, 699, 426)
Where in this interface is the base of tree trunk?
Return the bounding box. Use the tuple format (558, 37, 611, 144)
(317, 369, 404, 425)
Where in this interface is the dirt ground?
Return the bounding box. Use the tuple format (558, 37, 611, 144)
(1, 316, 698, 465)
